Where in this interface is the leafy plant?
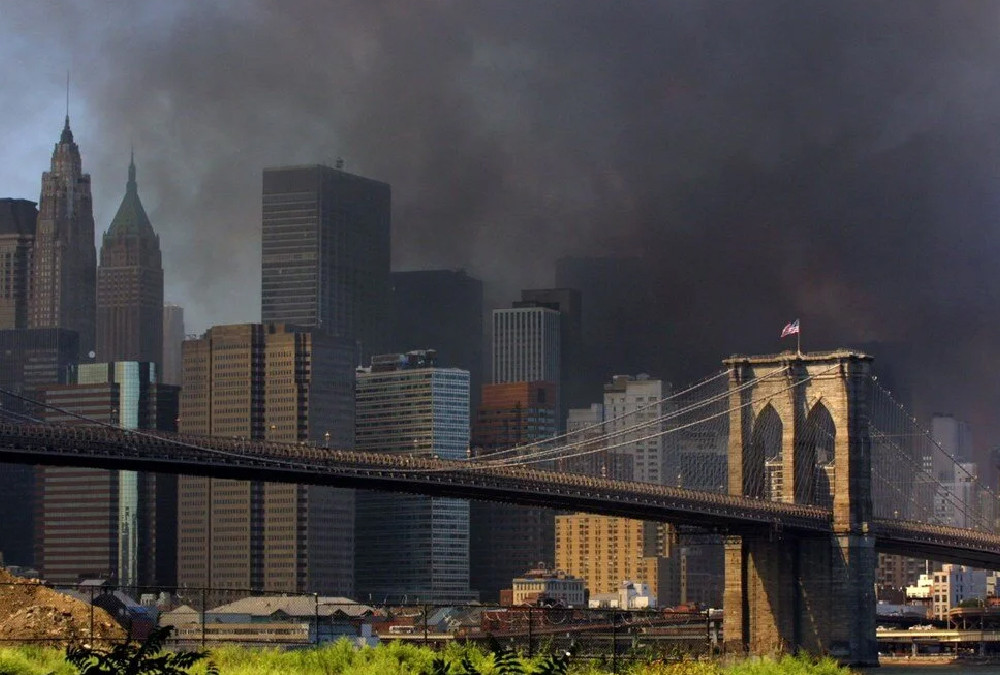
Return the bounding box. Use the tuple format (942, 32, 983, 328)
(427, 655, 449, 675)
(488, 638, 525, 675)
(64, 625, 217, 675)
(422, 638, 574, 675)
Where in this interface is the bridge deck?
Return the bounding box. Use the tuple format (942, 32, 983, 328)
(1, 423, 999, 566)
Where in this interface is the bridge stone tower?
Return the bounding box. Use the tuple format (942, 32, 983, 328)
(722, 350, 877, 666)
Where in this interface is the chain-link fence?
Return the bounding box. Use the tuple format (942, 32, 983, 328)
(0, 580, 720, 666)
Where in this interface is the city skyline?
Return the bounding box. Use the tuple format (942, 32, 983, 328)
(4, 3, 1000, 446)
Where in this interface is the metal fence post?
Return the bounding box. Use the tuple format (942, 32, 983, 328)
(611, 611, 618, 675)
(201, 588, 207, 648)
(314, 593, 319, 646)
(527, 606, 533, 658)
(423, 604, 429, 646)
(88, 585, 95, 644)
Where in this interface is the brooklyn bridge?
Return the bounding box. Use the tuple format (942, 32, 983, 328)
(0, 349, 996, 665)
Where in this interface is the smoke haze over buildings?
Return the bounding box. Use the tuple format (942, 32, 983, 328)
(3, 2, 1000, 439)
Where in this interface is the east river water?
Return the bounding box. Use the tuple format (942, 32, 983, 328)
(872, 667, 1000, 674)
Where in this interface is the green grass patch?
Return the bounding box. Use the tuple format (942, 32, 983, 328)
(0, 642, 857, 675)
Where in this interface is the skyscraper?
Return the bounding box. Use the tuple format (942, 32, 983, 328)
(602, 374, 671, 486)
(355, 351, 475, 604)
(28, 116, 96, 357)
(0, 199, 38, 330)
(0, 327, 78, 568)
(390, 269, 483, 410)
(470, 381, 557, 601)
(478, 306, 562, 602)
(492, 306, 561, 386)
(162, 303, 184, 385)
(555, 256, 659, 392)
(177, 323, 356, 595)
(517, 288, 583, 418)
(261, 165, 390, 360)
(35, 361, 179, 586)
(96, 154, 164, 367)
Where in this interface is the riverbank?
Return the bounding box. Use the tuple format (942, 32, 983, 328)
(880, 653, 1000, 668)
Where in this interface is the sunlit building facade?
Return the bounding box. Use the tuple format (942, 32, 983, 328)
(355, 351, 474, 603)
(36, 361, 178, 586)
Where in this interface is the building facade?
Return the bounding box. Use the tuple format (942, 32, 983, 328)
(555, 514, 680, 608)
(603, 374, 670, 486)
(355, 351, 474, 604)
(36, 361, 179, 586)
(555, 256, 660, 397)
(510, 567, 586, 608)
(0, 327, 78, 568)
(927, 565, 988, 620)
(177, 323, 356, 595)
(561, 404, 633, 479)
(390, 269, 483, 411)
(470, 381, 557, 602)
(28, 117, 96, 357)
(492, 306, 560, 390)
(0, 199, 37, 330)
(516, 288, 582, 418)
(261, 165, 390, 361)
(96, 155, 163, 367)
(162, 303, 184, 385)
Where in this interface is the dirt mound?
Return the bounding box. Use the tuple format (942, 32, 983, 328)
(0, 569, 126, 645)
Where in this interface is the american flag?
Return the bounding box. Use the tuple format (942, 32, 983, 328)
(780, 319, 800, 338)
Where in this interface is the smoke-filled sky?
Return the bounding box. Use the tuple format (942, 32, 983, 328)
(3, 2, 1000, 445)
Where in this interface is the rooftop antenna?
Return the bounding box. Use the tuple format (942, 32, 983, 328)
(65, 71, 70, 120)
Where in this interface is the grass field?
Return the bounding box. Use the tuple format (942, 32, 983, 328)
(0, 641, 856, 674)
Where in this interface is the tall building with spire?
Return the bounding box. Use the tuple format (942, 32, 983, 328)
(28, 116, 97, 356)
(96, 153, 164, 366)
(0, 199, 38, 330)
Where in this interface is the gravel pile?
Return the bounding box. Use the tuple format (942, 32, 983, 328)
(0, 569, 126, 645)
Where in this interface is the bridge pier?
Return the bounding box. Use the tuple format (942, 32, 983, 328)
(723, 531, 877, 665)
(723, 351, 877, 666)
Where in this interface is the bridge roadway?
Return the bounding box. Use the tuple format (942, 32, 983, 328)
(1, 423, 999, 567)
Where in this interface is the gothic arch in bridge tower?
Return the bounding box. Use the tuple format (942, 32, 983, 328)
(798, 401, 835, 506)
(746, 403, 782, 500)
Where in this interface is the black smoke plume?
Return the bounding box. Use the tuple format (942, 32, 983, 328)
(6, 2, 1000, 448)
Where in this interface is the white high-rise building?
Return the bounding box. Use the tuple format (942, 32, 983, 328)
(492, 306, 560, 385)
(355, 350, 475, 604)
(603, 374, 671, 485)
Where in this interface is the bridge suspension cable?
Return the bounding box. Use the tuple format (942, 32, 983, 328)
(468, 366, 787, 469)
(868, 377, 997, 533)
(465, 368, 735, 464)
(480, 364, 840, 472)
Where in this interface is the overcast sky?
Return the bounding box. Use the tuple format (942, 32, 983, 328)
(4, 1, 1000, 441)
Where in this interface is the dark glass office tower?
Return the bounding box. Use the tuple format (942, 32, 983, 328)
(261, 165, 390, 361)
(390, 269, 483, 410)
(0, 327, 78, 568)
